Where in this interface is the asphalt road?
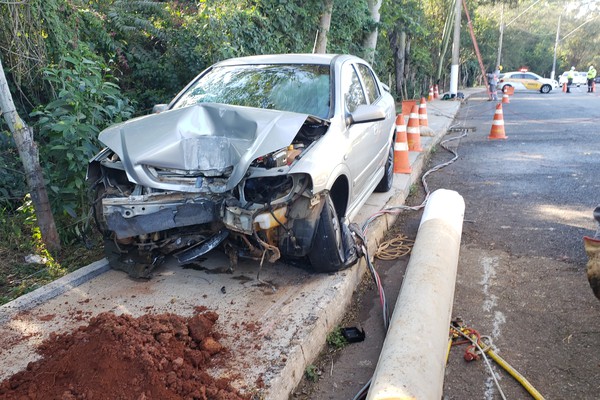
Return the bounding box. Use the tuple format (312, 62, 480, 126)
(294, 88, 600, 399)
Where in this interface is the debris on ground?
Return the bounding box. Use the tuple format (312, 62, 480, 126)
(0, 310, 249, 400)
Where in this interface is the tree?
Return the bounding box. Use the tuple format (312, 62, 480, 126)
(314, 0, 334, 53)
(363, 0, 383, 63)
(0, 58, 60, 251)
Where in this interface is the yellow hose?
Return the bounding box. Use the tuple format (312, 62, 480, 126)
(485, 348, 546, 400)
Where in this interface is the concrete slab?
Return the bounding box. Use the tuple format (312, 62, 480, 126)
(0, 89, 481, 398)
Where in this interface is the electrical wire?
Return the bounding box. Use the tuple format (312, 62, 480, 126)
(450, 326, 508, 400)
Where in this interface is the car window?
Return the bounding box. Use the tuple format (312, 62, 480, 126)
(171, 64, 331, 119)
(342, 64, 367, 113)
(356, 64, 380, 104)
(522, 74, 538, 80)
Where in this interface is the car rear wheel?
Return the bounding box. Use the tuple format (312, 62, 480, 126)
(540, 84, 551, 94)
(375, 140, 394, 192)
(308, 195, 346, 272)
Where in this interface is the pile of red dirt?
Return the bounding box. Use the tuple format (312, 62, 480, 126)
(0, 310, 249, 400)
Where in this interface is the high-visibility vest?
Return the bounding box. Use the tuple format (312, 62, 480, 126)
(588, 68, 596, 79)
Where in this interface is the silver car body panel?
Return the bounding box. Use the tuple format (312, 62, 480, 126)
(98, 103, 313, 193)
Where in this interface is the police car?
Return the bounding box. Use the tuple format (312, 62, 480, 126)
(498, 69, 559, 94)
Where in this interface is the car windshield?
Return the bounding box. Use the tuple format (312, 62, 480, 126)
(171, 64, 331, 119)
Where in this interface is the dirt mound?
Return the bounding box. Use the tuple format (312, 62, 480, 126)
(0, 310, 249, 400)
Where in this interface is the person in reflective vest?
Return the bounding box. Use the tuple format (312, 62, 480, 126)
(587, 66, 596, 93)
(566, 67, 575, 93)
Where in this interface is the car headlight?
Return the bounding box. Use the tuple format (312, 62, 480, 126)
(243, 175, 294, 204)
(251, 145, 304, 169)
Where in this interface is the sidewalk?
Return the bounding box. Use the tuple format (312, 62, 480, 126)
(0, 88, 482, 398)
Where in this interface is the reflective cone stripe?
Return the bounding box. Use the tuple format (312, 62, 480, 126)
(501, 92, 510, 104)
(488, 103, 507, 140)
(434, 84, 440, 100)
(394, 114, 411, 174)
(428, 86, 434, 102)
(418, 97, 429, 127)
(407, 105, 423, 151)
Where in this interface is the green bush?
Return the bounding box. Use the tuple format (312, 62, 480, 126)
(30, 49, 135, 239)
(0, 130, 27, 210)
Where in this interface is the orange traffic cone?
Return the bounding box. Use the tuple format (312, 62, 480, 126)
(501, 92, 510, 104)
(562, 82, 567, 93)
(393, 115, 411, 174)
(428, 86, 434, 102)
(418, 97, 429, 127)
(488, 103, 507, 140)
(593, 81, 596, 93)
(434, 84, 440, 100)
(407, 105, 423, 151)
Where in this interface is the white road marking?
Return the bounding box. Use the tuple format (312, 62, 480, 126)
(480, 256, 506, 400)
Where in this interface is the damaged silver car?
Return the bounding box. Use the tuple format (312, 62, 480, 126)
(87, 54, 396, 278)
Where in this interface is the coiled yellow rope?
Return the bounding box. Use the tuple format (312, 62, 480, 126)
(374, 234, 414, 260)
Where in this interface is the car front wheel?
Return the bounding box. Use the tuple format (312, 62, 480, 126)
(308, 195, 347, 272)
(540, 84, 551, 94)
(375, 139, 394, 192)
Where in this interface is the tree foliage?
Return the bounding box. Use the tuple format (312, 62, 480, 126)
(30, 50, 134, 231)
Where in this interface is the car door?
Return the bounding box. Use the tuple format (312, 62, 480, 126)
(355, 63, 390, 181)
(504, 74, 523, 91)
(341, 62, 379, 203)
(521, 73, 542, 91)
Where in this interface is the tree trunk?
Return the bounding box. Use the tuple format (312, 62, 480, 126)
(0, 58, 61, 251)
(395, 30, 407, 99)
(437, 4, 455, 83)
(314, 0, 334, 54)
(363, 0, 382, 63)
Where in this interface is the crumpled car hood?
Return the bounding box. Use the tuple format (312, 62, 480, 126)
(98, 103, 311, 192)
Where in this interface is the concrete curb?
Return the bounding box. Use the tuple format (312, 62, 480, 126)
(0, 258, 110, 324)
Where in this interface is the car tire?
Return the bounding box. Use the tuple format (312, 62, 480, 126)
(308, 195, 346, 272)
(540, 84, 551, 94)
(375, 140, 394, 193)
(103, 238, 158, 279)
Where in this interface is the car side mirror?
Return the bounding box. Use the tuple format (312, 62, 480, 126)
(152, 104, 168, 114)
(349, 104, 386, 125)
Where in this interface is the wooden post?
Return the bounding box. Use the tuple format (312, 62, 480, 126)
(0, 58, 61, 251)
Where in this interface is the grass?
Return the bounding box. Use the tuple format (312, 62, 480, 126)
(0, 238, 104, 306)
(409, 183, 419, 197)
(0, 202, 104, 306)
(304, 364, 319, 382)
(326, 326, 349, 350)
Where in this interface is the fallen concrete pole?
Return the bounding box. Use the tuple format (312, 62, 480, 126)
(367, 188, 465, 400)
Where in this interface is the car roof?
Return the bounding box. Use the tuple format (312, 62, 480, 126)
(212, 53, 363, 67)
